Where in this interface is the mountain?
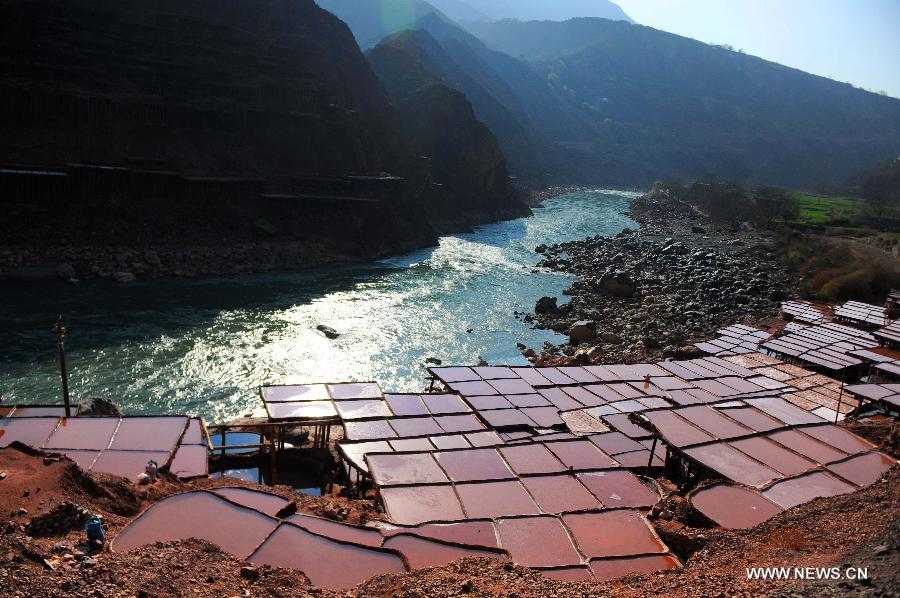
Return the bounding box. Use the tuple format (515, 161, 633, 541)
(314, 2, 595, 184)
(326, 5, 900, 189)
(0, 0, 528, 262)
(367, 31, 529, 227)
(412, 14, 605, 183)
(420, 0, 488, 24)
(467, 16, 638, 61)
(314, 0, 442, 48)
(2, 0, 411, 181)
(371, 16, 545, 183)
(430, 0, 633, 23)
(466, 18, 900, 187)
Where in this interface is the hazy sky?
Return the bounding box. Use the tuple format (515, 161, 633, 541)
(616, 0, 900, 98)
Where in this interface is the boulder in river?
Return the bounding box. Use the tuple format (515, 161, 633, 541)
(535, 296, 558, 314)
(78, 397, 123, 417)
(55, 263, 76, 280)
(316, 325, 340, 340)
(112, 272, 136, 283)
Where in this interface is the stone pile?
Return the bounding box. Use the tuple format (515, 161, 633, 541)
(25, 502, 95, 538)
(525, 194, 793, 363)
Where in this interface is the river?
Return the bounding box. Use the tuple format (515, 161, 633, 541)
(0, 190, 637, 422)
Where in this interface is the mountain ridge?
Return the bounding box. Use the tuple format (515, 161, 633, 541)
(315, 0, 443, 48)
(459, 17, 900, 187)
(367, 30, 530, 227)
(430, 0, 633, 24)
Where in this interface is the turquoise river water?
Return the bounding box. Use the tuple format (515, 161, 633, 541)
(0, 190, 637, 422)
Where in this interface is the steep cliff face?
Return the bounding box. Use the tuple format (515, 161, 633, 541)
(0, 0, 442, 259)
(0, 0, 410, 179)
(367, 32, 529, 228)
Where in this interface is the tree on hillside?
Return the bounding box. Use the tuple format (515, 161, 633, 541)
(753, 186, 799, 225)
(860, 158, 900, 218)
(855, 157, 900, 218)
(687, 177, 752, 223)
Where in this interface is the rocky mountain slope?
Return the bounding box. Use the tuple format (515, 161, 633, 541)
(412, 14, 595, 164)
(367, 31, 530, 229)
(467, 18, 900, 188)
(2, 0, 411, 186)
(375, 16, 559, 186)
(0, 0, 428, 256)
(317, 2, 900, 189)
(0, 0, 531, 277)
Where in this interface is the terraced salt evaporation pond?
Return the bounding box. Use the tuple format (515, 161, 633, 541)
(0, 190, 638, 422)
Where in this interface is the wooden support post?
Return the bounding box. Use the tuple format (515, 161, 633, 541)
(835, 369, 847, 424)
(645, 436, 658, 475)
(269, 440, 277, 486)
(55, 318, 72, 418)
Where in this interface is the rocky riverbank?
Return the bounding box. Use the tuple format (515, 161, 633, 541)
(0, 202, 537, 284)
(522, 190, 794, 364)
(0, 240, 357, 283)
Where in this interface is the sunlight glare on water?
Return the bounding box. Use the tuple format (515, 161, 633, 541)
(0, 190, 637, 422)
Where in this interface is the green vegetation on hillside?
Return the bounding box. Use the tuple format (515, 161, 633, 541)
(786, 157, 900, 232)
(786, 193, 900, 240)
(776, 232, 899, 303)
(656, 174, 900, 234)
(792, 194, 863, 225)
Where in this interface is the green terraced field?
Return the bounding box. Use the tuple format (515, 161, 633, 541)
(793, 193, 863, 224)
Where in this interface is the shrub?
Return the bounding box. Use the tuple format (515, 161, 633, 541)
(819, 267, 876, 301)
(775, 233, 900, 303)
